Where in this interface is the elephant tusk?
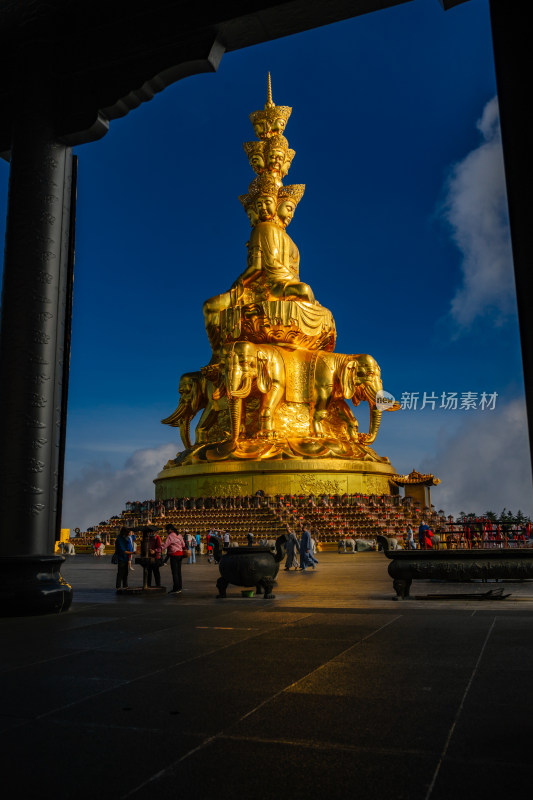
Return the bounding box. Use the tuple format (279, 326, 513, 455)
(230, 374, 253, 399)
(161, 405, 186, 426)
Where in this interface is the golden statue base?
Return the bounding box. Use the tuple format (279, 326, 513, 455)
(154, 457, 399, 499)
(220, 299, 336, 352)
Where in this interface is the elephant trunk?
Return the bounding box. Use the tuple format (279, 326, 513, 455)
(229, 397, 242, 442)
(179, 419, 192, 450)
(365, 407, 382, 444)
(361, 376, 381, 405)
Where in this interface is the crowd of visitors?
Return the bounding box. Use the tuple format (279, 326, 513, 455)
(413, 518, 533, 550)
(76, 494, 532, 563)
(109, 519, 326, 595)
(68, 499, 533, 597)
(100, 491, 436, 547)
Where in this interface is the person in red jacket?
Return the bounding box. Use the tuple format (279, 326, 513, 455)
(163, 524, 186, 594)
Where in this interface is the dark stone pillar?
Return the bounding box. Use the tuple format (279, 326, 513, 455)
(0, 107, 73, 614)
(489, 1, 533, 480)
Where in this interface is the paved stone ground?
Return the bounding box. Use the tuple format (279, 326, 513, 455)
(1, 552, 532, 799)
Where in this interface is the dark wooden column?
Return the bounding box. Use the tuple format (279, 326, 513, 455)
(0, 104, 74, 613)
(489, 1, 533, 480)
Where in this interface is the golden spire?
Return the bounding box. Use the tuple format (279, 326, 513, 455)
(266, 72, 274, 108)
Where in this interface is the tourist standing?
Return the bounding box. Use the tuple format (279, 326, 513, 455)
(163, 524, 187, 594)
(418, 521, 428, 549)
(207, 530, 214, 562)
(147, 529, 163, 588)
(284, 529, 300, 570)
(195, 532, 202, 555)
(299, 528, 317, 571)
(406, 526, 416, 550)
(223, 530, 231, 548)
(114, 527, 133, 592)
(128, 529, 136, 570)
(187, 532, 196, 564)
(425, 527, 434, 549)
(247, 531, 254, 547)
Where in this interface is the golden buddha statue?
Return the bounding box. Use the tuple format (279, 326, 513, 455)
(236, 176, 313, 303)
(203, 93, 335, 356)
(162, 75, 399, 475)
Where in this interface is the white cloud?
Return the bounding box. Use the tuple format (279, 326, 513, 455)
(443, 96, 516, 330)
(420, 397, 533, 518)
(61, 442, 177, 532)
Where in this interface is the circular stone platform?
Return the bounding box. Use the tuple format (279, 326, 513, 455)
(154, 458, 398, 499)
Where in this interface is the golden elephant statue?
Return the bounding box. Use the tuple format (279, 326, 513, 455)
(161, 369, 226, 449)
(222, 341, 389, 445)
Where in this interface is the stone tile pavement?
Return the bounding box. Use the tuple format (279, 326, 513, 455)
(1, 552, 532, 799)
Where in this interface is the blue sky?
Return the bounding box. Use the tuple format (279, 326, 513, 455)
(1, 0, 531, 529)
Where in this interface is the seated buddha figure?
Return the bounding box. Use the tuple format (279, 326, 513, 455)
(202, 177, 334, 353)
(235, 178, 313, 302)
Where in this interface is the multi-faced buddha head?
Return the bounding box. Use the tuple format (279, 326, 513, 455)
(243, 141, 266, 175)
(238, 193, 259, 227)
(281, 149, 295, 178)
(276, 184, 305, 228)
(248, 175, 279, 223)
(250, 106, 292, 139)
(249, 76, 292, 139)
(267, 146, 285, 174)
(240, 79, 304, 229)
(255, 193, 277, 222)
(250, 114, 268, 139)
(268, 111, 289, 137)
(276, 199, 296, 227)
(265, 135, 289, 177)
(265, 135, 296, 182)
